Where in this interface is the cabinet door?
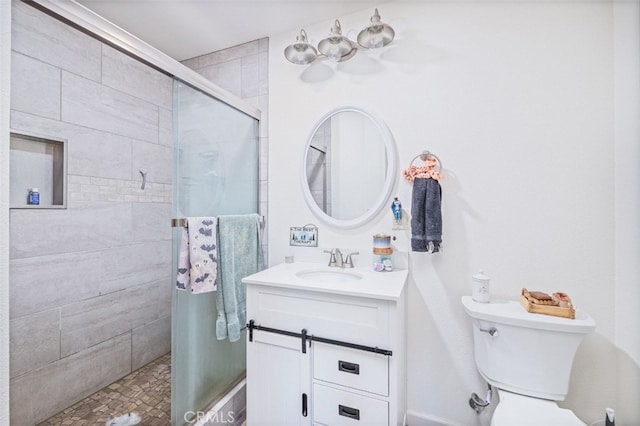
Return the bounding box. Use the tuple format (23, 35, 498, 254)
(247, 331, 311, 426)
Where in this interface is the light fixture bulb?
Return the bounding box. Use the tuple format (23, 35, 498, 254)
(318, 20, 357, 62)
(284, 29, 318, 65)
(357, 8, 395, 49)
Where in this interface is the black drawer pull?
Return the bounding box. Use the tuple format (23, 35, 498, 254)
(302, 393, 308, 417)
(338, 360, 360, 375)
(338, 404, 360, 420)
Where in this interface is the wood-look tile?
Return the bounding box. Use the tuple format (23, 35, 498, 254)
(102, 45, 173, 109)
(61, 72, 159, 144)
(11, 1, 101, 82)
(11, 334, 131, 425)
(38, 353, 170, 426)
(10, 309, 61, 378)
(11, 52, 61, 119)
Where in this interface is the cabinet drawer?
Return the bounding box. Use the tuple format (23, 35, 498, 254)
(313, 383, 388, 426)
(247, 286, 390, 347)
(314, 344, 389, 396)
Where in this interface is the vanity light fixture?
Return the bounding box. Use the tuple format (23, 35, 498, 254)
(283, 29, 318, 65)
(357, 8, 395, 49)
(317, 20, 357, 62)
(284, 8, 395, 65)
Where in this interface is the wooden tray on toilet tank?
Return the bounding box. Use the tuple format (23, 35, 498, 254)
(520, 294, 575, 319)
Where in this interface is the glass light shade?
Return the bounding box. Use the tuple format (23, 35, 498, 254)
(318, 20, 357, 62)
(284, 29, 318, 65)
(357, 8, 395, 49)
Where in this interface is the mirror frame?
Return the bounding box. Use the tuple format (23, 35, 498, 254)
(301, 106, 397, 229)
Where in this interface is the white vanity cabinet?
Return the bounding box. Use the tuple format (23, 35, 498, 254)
(243, 262, 407, 426)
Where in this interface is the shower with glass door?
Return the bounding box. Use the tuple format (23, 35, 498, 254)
(171, 79, 260, 425)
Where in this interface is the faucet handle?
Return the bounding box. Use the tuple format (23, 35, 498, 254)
(344, 251, 359, 268)
(324, 249, 338, 267)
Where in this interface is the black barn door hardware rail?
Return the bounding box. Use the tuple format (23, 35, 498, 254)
(247, 319, 392, 356)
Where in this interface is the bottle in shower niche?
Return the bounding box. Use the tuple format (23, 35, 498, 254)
(28, 188, 40, 205)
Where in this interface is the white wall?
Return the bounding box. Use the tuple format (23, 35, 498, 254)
(613, 0, 640, 367)
(269, 2, 639, 425)
(611, 3, 640, 424)
(0, 1, 10, 424)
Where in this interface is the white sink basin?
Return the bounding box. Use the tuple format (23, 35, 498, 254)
(296, 269, 363, 283)
(243, 261, 408, 301)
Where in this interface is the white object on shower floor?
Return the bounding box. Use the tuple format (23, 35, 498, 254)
(105, 412, 141, 426)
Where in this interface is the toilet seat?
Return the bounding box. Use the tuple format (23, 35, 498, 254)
(491, 390, 585, 426)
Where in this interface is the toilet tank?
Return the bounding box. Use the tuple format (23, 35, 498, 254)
(461, 296, 595, 401)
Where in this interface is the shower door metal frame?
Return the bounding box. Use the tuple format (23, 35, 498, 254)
(25, 0, 261, 121)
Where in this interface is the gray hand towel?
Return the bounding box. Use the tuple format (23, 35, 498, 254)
(411, 177, 442, 253)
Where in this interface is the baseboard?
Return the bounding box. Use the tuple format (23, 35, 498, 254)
(405, 410, 468, 426)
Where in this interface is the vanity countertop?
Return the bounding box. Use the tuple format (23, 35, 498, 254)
(242, 261, 408, 301)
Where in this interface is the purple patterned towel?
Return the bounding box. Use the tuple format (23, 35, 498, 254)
(176, 217, 218, 293)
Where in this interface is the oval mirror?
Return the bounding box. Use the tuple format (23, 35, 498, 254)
(302, 106, 397, 229)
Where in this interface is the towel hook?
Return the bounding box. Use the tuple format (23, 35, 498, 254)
(139, 169, 147, 190)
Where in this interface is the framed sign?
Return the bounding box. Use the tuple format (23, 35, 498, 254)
(290, 224, 318, 247)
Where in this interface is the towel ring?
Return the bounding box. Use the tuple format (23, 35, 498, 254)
(408, 150, 442, 171)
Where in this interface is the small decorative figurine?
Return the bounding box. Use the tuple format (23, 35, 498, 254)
(391, 197, 402, 225)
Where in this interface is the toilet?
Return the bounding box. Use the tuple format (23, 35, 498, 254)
(461, 296, 596, 426)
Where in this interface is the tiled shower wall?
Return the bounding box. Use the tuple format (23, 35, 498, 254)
(9, 2, 172, 424)
(182, 39, 269, 264)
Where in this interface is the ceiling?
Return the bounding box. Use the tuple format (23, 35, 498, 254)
(75, 0, 387, 61)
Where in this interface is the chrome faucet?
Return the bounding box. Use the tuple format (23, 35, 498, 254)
(324, 249, 359, 268)
(343, 251, 359, 268)
(324, 248, 344, 267)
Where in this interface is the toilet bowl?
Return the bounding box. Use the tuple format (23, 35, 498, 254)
(491, 389, 585, 426)
(461, 296, 595, 425)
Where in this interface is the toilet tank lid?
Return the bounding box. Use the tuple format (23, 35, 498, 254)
(461, 296, 596, 334)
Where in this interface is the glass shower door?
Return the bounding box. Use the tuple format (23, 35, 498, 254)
(171, 79, 259, 425)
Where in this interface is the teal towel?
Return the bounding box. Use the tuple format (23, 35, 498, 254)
(216, 214, 263, 342)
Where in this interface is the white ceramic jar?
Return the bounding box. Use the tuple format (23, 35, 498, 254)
(471, 270, 491, 303)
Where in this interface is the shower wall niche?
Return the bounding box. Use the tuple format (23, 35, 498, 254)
(10, 132, 67, 209)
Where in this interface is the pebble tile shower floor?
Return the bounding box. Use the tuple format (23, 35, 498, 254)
(38, 353, 171, 426)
